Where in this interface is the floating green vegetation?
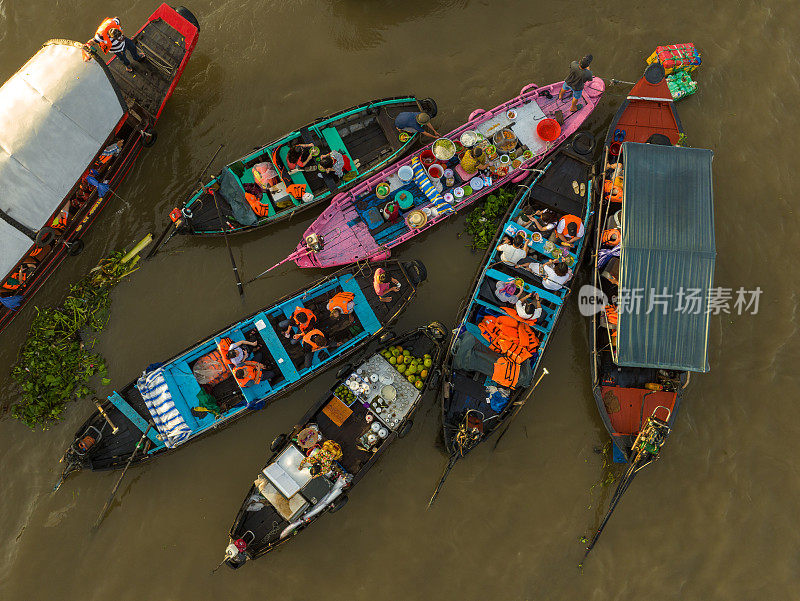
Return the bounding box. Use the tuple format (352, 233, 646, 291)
(10, 236, 152, 429)
(462, 187, 516, 250)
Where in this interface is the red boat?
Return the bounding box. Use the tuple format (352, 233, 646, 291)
(0, 5, 199, 333)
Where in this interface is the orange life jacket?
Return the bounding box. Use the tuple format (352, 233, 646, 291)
(205, 350, 232, 387)
(29, 246, 46, 259)
(217, 337, 236, 369)
(604, 304, 618, 325)
(604, 177, 624, 203)
(301, 328, 326, 351)
(478, 314, 539, 388)
(245, 192, 270, 217)
(327, 291, 355, 315)
(95, 18, 120, 52)
(286, 184, 306, 200)
(292, 307, 317, 332)
(601, 228, 621, 247)
(51, 206, 69, 230)
(560, 214, 583, 234)
(2, 268, 27, 291)
(501, 305, 537, 326)
(234, 362, 263, 387)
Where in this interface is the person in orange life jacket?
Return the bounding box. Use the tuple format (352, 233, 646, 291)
(328, 291, 356, 325)
(301, 330, 328, 369)
(2, 261, 36, 292)
(551, 214, 585, 247)
(286, 144, 314, 173)
(279, 307, 317, 344)
(94, 139, 124, 177)
(87, 18, 144, 73)
(600, 304, 618, 344)
(233, 361, 274, 387)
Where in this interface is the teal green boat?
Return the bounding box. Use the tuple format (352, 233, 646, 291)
(169, 96, 435, 237)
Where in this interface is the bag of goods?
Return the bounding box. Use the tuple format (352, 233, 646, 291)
(666, 69, 698, 101)
(646, 43, 701, 74)
(252, 162, 279, 190)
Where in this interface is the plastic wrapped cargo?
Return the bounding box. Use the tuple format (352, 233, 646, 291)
(667, 69, 698, 101)
(646, 43, 702, 74)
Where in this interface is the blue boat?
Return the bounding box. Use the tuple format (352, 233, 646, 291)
(57, 260, 427, 480)
(429, 138, 596, 504)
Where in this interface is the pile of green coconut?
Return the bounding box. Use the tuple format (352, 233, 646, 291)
(380, 345, 433, 390)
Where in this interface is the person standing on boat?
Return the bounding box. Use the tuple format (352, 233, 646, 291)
(559, 54, 593, 113)
(86, 17, 144, 73)
(394, 111, 440, 139)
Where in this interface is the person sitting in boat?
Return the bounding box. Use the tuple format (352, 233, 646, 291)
(551, 214, 585, 248)
(301, 329, 328, 369)
(327, 291, 356, 325)
(525, 207, 559, 233)
(2, 262, 36, 292)
(373, 268, 401, 303)
(318, 150, 358, 181)
(279, 307, 318, 344)
(524, 259, 573, 291)
(394, 111, 439, 139)
(460, 145, 489, 175)
(600, 304, 618, 346)
(286, 143, 314, 173)
(233, 361, 273, 387)
(225, 339, 261, 367)
(497, 232, 531, 266)
(559, 54, 593, 113)
(515, 291, 542, 323)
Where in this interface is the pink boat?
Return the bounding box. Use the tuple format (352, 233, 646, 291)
(286, 78, 604, 269)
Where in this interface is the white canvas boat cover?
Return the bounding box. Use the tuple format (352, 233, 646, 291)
(0, 41, 126, 277)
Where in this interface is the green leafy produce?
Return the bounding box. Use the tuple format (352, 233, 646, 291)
(9, 237, 151, 429)
(463, 187, 517, 250)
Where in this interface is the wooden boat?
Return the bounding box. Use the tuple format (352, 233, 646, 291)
(0, 5, 199, 334)
(222, 322, 448, 569)
(590, 63, 687, 463)
(56, 260, 427, 483)
(429, 140, 596, 504)
(166, 96, 435, 237)
(584, 136, 715, 556)
(276, 78, 604, 270)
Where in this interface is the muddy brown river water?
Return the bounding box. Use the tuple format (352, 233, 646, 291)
(1, 1, 799, 599)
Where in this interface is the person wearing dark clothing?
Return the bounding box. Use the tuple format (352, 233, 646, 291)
(394, 111, 440, 139)
(559, 55, 594, 112)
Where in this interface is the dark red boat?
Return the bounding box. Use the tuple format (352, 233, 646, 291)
(0, 5, 199, 333)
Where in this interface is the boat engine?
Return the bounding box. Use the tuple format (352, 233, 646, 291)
(223, 537, 249, 569)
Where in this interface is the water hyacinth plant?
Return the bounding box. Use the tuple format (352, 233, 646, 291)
(9, 236, 151, 429)
(462, 187, 516, 250)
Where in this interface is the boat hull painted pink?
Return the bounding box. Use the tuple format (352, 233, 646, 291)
(291, 78, 604, 268)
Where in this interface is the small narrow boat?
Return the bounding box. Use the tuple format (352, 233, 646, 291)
(57, 260, 426, 482)
(221, 322, 447, 568)
(0, 5, 199, 334)
(429, 140, 595, 504)
(584, 136, 715, 556)
(277, 78, 604, 270)
(166, 96, 435, 237)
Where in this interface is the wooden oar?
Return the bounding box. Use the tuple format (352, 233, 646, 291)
(145, 144, 225, 260)
(492, 367, 549, 450)
(427, 454, 459, 508)
(91, 422, 153, 532)
(208, 187, 245, 297)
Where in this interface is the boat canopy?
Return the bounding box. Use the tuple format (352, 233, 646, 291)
(0, 41, 126, 276)
(616, 142, 715, 373)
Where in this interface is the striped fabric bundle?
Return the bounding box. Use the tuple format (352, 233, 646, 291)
(137, 368, 192, 448)
(410, 157, 443, 204)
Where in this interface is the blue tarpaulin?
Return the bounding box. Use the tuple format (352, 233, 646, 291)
(616, 142, 715, 373)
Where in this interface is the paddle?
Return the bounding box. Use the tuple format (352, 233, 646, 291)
(427, 454, 459, 509)
(491, 367, 549, 450)
(146, 144, 225, 260)
(208, 186, 245, 297)
(91, 422, 153, 532)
